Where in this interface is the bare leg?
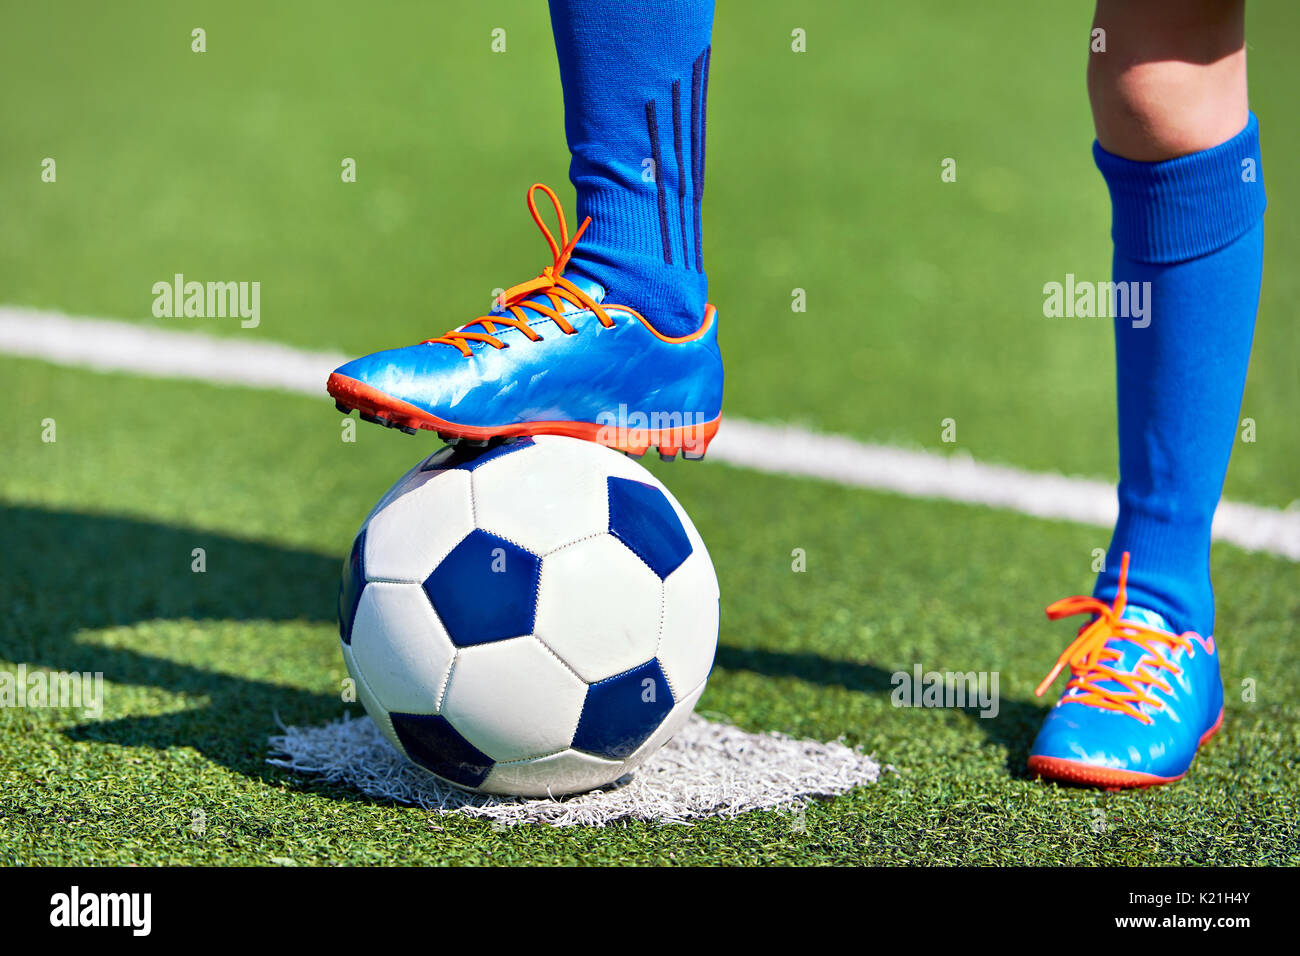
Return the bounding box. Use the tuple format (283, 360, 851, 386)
(1088, 0, 1247, 160)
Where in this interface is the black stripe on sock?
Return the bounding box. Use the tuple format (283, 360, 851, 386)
(645, 99, 673, 266)
(671, 80, 691, 271)
(690, 50, 706, 272)
(701, 50, 710, 198)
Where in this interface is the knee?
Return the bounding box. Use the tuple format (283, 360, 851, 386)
(1088, 0, 1248, 160)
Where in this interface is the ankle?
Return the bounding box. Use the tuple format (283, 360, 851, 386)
(566, 249, 707, 339)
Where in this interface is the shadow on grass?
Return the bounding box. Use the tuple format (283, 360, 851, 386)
(1, 503, 356, 789)
(2, 502, 1041, 788)
(712, 645, 1045, 778)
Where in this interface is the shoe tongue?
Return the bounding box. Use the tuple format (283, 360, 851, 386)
(1085, 605, 1175, 695)
(489, 271, 607, 318)
(1120, 605, 1173, 633)
(559, 269, 607, 305)
(1061, 604, 1176, 705)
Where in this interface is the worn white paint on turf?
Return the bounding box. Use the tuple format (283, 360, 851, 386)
(269, 712, 881, 825)
(2, 305, 1297, 561)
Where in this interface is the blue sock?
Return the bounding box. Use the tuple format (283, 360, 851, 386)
(548, 0, 714, 336)
(1093, 114, 1267, 636)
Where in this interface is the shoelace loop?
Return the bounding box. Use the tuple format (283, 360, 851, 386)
(1034, 552, 1194, 724)
(422, 184, 614, 357)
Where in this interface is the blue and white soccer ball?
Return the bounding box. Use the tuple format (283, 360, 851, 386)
(338, 435, 719, 797)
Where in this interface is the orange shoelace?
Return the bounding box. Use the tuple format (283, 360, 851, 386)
(423, 183, 614, 357)
(1033, 552, 1193, 724)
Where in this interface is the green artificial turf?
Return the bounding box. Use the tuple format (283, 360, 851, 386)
(1, 1, 1296, 503)
(1, 360, 1297, 865)
(0, 0, 1297, 865)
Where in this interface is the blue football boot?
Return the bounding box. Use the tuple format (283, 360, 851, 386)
(1028, 552, 1224, 789)
(327, 184, 722, 460)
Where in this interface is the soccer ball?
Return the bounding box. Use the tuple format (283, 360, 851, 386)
(338, 435, 719, 797)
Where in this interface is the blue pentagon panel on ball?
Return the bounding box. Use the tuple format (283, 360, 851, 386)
(419, 437, 535, 473)
(338, 529, 366, 645)
(389, 713, 495, 788)
(423, 529, 541, 646)
(571, 659, 675, 760)
(606, 476, 693, 580)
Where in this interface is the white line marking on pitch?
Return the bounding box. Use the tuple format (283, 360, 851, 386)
(2, 306, 1296, 561)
